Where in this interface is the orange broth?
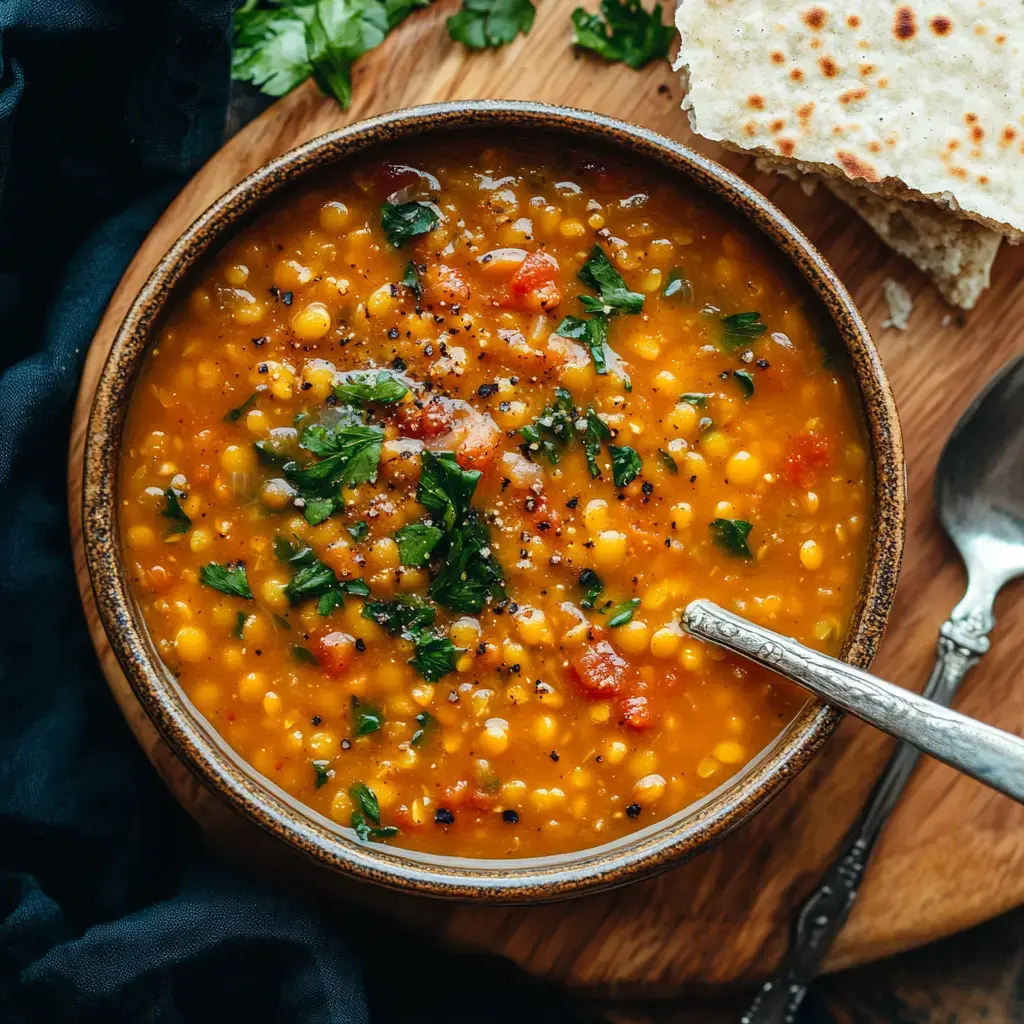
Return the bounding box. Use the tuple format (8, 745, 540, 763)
(119, 137, 871, 857)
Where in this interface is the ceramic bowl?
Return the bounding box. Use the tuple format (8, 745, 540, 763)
(81, 100, 906, 902)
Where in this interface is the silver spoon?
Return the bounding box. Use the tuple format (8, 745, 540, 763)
(682, 352, 1024, 1024)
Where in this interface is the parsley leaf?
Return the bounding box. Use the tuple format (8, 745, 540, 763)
(657, 448, 678, 474)
(352, 696, 383, 736)
(583, 406, 611, 478)
(232, 3, 314, 98)
(609, 444, 642, 488)
(312, 759, 332, 788)
(447, 0, 535, 47)
(607, 597, 640, 627)
(291, 644, 319, 665)
(408, 630, 463, 682)
(351, 809, 400, 841)
(381, 200, 439, 246)
(579, 568, 603, 610)
(347, 520, 369, 541)
(275, 534, 369, 613)
(428, 510, 505, 614)
(720, 311, 767, 350)
(577, 244, 644, 315)
(361, 596, 436, 635)
(395, 522, 444, 565)
(200, 561, 254, 599)
(709, 518, 754, 559)
(519, 388, 575, 464)
(223, 389, 263, 423)
(401, 260, 423, 297)
(555, 314, 631, 391)
(411, 710, 434, 745)
(232, 612, 247, 640)
(349, 781, 381, 822)
(733, 369, 755, 398)
(570, 0, 672, 69)
(160, 487, 192, 536)
(416, 451, 480, 532)
(680, 393, 709, 407)
(664, 267, 694, 303)
(333, 368, 410, 405)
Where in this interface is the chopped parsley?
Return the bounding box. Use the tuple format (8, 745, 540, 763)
(607, 597, 641, 627)
(680, 392, 709, 407)
(285, 420, 384, 524)
(292, 644, 319, 665)
(519, 388, 575, 463)
(160, 487, 192, 536)
(401, 260, 423, 297)
(274, 534, 369, 615)
(352, 696, 383, 736)
(199, 561, 253, 599)
(583, 406, 612, 478)
(351, 811, 399, 842)
(579, 568, 604, 610)
(733, 369, 755, 398)
(555, 314, 631, 391)
(312, 759, 332, 789)
(333, 368, 410, 404)
(232, 611, 247, 640)
(709, 518, 754, 559)
(657, 448, 678, 474)
(720, 311, 767, 349)
(362, 596, 436, 635)
(577, 244, 644, 315)
(447, 0, 536, 48)
(570, 0, 673, 69)
(349, 781, 380, 821)
(381, 200, 439, 247)
(416, 450, 480, 532)
(395, 522, 444, 565)
(347, 520, 369, 542)
(609, 444, 642, 488)
(223, 389, 262, 423)
(411, 711, 434, 745)
(663, 268, 694, 302)
(408, 631, 463, 682)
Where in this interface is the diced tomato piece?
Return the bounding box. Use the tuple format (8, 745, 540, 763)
(784, 432, 832, 487)
(569, 641, 629, 698)
(456, 417, 502, 471)
(424, 263, 471, 304)
(397, 399, 453, 439)
(509, 251, 559, 295)
(315, 631, 356, 676)
(619, 695, 653, 731)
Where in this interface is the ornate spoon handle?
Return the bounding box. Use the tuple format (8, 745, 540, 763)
(679, 597, 997, 1024)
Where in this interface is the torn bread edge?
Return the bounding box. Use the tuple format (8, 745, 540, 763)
(756, 156, 1003, 310)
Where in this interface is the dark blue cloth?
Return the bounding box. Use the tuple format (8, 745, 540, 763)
(0, 3, 596, 1022)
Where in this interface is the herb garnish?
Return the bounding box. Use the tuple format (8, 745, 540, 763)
(349, 781, 380, 821)
(160, 487, 192, 536)
(361, 598, 460, 682)
(411, 711, 434, 745)
(609, 444, 642, 488)
(570, 0, 673, 69)
(579, 568, 604, 609)
(577, 244, 644, 315)
(555, 315, 631, 391)
(347, 520, 369, 542)
(709, 518, 754, 559)
(312, 759, 332, 789)
(362, 597, 436, 635)
(519, 388, 574, 463)
(409, 631, 463, 682)
(447, 0, 536, 48)
(657, 448, 678, 474)
(333, 368, 410, 404)
(352, 696, 383, 736)
(680, 392, 709, 407)
(232, 0, 430, 109)
(285, 420, 384, 525)
(232, 611, 247, 640)
(583, 406, 612, 478)
(416, 450, 480, 532)
(720, 311, 767, 349)
(663, 268, 694, 303)
(381, 200, 439, 247)
(607, 597, 641, 627)
(348, 780, 399, 839)
(733, 369, 755, 398)
(223, 389, 262, 424)
(200, 561, 254, 599)
(274, 534, 370, 615)
(395, 522, 444, 565)
(401, 260, 423, 297)
(292, 644, 319, 665)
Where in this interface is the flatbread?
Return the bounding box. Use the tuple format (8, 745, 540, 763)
(673, 0, 1024, 241)
(755, 155, 1003, 308)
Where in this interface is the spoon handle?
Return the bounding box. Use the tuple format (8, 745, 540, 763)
(721, 597, 995, 1024)
(683, 600, 1024, 802)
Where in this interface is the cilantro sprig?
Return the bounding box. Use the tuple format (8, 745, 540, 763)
(570, 0, 672, 69)
(447, 0, 536, 48)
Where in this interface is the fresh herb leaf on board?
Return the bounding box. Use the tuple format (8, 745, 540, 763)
(570, 0, 672, 70)
(448, 0, 536, 48)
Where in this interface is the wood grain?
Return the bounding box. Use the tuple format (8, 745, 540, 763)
(68, 0, 1024, 999)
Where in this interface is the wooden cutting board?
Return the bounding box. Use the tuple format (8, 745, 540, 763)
(68, 0, 1024, 1000)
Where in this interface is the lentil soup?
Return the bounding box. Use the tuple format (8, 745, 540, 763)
(120, 137, 871, 858)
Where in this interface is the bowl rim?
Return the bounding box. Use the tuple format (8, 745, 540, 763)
(81, 99, 906, 902)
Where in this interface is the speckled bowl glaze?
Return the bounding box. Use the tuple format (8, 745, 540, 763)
(81, 101, 906, 903)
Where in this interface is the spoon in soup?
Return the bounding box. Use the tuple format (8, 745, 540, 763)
(682, 352, 1024, 1023)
